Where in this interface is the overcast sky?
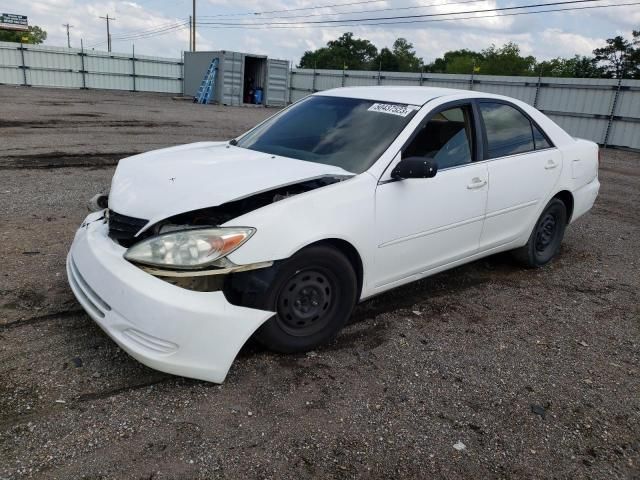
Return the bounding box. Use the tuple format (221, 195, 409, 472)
(6, 0, 639, 63)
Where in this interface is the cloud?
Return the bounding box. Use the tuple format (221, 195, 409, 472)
(4, 0, 628, 65)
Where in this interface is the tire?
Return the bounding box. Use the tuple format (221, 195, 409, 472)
(254, 245, 358, 353)
(513, 198, 567, 268)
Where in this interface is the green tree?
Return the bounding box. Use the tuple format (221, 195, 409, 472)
(390, 38, 423, 72)
(593, 34, 635, 78)
(374, 38, 423, 72)
(0, 25, 47, 44)
(629, 30, 640, 79)
(299, 32, 378, 70)
(479, 42, 536, 76)
(376, 47, 399, 71)
(537, 55, 603, 78)
(429, 49, 484, 74)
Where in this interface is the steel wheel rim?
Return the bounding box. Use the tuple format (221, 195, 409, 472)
(276, 268, 335, 337)
(535, 212, 558, 253)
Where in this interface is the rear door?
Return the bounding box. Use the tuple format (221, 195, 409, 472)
(477, 101, 562, 250)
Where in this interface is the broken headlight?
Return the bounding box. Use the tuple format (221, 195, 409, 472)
(124, 227, 255, 269)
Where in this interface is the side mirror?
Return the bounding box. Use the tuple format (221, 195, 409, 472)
(391, 157, 438, 180)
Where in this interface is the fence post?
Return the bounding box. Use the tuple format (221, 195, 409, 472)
(342, 65, 346, 87)
(419, 66, 424, 86)
(469, 62, 475, 91)
(377, 61, 381, 86)
(79, 39, 87, 89)
(131, 45, 137, 92)
(288, 63, 293, 104)
(603, 76, 623, 149)
(533, 68, 542, 108)
(19, 43, 28, 86)
(312, 63, 317, 93)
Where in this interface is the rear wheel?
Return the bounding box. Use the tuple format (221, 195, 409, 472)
(255, 245, 357, 353)
(513, 198, 567, 268)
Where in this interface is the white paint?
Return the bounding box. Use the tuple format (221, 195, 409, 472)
(69, 86, 600, 383)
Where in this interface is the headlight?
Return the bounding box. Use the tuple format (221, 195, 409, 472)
(124, 227, 255, 269)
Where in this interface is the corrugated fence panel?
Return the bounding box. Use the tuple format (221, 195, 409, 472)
(0, 42, 181, 93)
(292, 68, 639, 150)
(0, 66, 21, 84)
(28, 69, 83, 88)
(1, 45, 638, 149)
(473, 75, 537, 104)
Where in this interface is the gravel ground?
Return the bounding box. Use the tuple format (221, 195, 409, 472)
(0, 86, 638, 479)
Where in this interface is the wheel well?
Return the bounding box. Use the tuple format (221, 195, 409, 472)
(308, 239, 364, 300)
(553, 190, 574, 223)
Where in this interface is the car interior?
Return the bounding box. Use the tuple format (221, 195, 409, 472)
(403, 106, 474, 169)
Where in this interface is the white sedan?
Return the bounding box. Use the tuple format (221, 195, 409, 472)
(67, 86, 600, 382)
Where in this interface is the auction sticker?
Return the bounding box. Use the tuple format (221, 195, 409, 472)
(367, 103, 419, 117)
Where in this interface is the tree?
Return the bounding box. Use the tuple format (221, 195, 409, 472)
(299, 32, 378, 70)
(630, 30, 640, 79)
(479, 42, 536, 76)
(593, 34, 635, 78)
(0, 25, 47, 44)
(537, 55, 603, 78)
(430, 49, 484, 74)
(390, 38, 423, 72)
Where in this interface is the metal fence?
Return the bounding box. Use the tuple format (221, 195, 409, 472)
(290, 68, 640, 150)
(0, 41, 183, 93)
(1, 41, 638, 150)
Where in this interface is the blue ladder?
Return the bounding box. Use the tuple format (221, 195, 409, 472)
(194, 58, 219, 104)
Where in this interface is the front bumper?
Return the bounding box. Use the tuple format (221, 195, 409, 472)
(66, 212, 273, 383)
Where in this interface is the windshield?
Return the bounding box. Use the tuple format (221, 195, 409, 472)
(235, 95, 419, 174)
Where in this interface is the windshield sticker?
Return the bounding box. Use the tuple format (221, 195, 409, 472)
(367, 103, 419, 117)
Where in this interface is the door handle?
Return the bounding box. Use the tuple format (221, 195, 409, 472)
(467, 177, 487, 189)
(545, 160, 559, 170)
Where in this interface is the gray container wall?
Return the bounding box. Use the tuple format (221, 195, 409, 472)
(0, 41, 182, 93)
(290, 68, 640, 150)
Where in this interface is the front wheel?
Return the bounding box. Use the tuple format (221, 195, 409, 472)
(254, 245, 358, 353)
(513, 198, 567, 268)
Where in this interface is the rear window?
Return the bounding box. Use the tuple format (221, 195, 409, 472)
(480, 102, 534, 159)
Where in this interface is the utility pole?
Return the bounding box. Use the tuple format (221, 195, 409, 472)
(99, 14, 115, 52)
(189, 15, 192, 51)
(192, 0, 196, 52)
(62, 23, 73, 48)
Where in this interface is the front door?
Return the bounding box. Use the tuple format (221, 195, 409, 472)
(374, 103, 488, 289)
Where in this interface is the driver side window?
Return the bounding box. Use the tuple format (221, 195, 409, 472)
(403, 105, 474, 170)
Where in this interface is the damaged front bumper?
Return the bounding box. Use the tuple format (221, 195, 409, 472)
(67, 211, 274, 383)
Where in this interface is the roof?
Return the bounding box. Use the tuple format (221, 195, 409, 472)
(315, 86, 480, 106)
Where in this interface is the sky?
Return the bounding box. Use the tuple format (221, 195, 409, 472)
(5, 0, 639, 64)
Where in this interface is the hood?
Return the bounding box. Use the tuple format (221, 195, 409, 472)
(108, 142, 353, 230)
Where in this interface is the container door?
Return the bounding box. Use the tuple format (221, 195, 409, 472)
(221, 51, 243, 106)
(265, 59, 289, 106)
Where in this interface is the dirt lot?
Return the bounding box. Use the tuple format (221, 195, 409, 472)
(0, 86, 638, 479)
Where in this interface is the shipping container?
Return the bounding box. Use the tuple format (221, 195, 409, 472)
(184, 50, 290, 107)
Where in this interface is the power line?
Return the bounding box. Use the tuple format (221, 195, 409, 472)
(199, 0, 489, 21)
(86, 21, 188, 48)
(112, 21, 188, 40)
(196, 0, 612, 26)
(114, 19, 188, 37)
(194, 1, 638, 29)
(198, 0, 388, 18)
